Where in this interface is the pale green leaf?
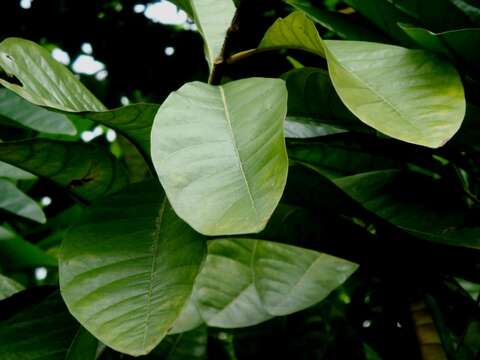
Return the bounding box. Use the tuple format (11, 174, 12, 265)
(59, 182, 206, 356)
(0, 178, 45, 223)
(0, 139, 129, 203)
(0, 161, 35, 180)
(284, 117, 345, 138)
(259, 11, 325, 57)
(0, 88, 76, 135)
(253, 240, 358, 316)
(0, 292, 78, 360)
(190, 0, 236, 69)
(65, 327, 98, 360)
(323, 40, 465, 148)
(0, 226, 57, 269)
(0, 38, 105, 112)
(193, 238, 357, 327)
(0, 274, 24, 301)
(151, 78, 288, 236)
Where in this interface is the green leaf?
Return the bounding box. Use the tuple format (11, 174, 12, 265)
(65, 327, 98, 360)
(59, 182, 206, 356)
(0, 161, 35, 180)
(450, 0, 480, 25)
(169, 0, 194, 18)
(150, 326, 207, 360)
(0, 292, 79, 360)
(86, 103, 158, 158)
(286, 0, 389, 42)
(282, 67, 368, 133)
(0, 178, 46, 223)
(193, 238, 358, 327)
(343, 0, 417, 45)
(0, 274, 24, 301)
(252, 239, 358, 316)
(259, 11, 325, 57)
(0, 226, 57, 269)
(0, 88, 76, 135)
(0, 38, 158, 161)
(284, 117, 345, 138)
(151, 78, 288, 236)
(0, 38, 105, 112)
(323, 40, 466, 148)
(399, 24, 480, 68)
(0, 139, 129, 203)
(190, 0, 236, 69)
(333, 170, 480, 248)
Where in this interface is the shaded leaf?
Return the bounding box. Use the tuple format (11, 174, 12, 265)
(0, 178, 45, 223)
(150, 326, 207, 360)
(323, 40, 465, 147)
(65, 327, 98, 360)
(0, 292, 78, 360)
(333, 170, 480, 248)
(59, 182, 206, 356)
(0, 139, 129, 203)
(399, 24, 480, 71)
(0, 226, 57, 270)
(0, 274, 24, 301)
(0, 88, 76, 135)
(286, 0, 389, 42)
(343, 0, 417, 45)
(151, 78, 288, 235)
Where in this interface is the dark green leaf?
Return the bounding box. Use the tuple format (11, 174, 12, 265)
(65, 327, 98, 360)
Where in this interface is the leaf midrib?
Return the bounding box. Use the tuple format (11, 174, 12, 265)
(218, 86, 258, 220)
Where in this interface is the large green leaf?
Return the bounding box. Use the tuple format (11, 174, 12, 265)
(0, 292, 79, 360)
(0, 38, 105, 112)
(151, 78, 288, 236)
(0, 274, 24, 301)
(399, 24, 480, 69)
(259, 11, 325, 57)
(0, 178, 45, 223)
(192, 238, 358, 327)
(170, 0, 194, 18)
(0, 139, 129, 203)
(286, 0, 389, 42)
(0, 226, 57, 270)
(65, 327, 98, 360)
(190, 0, 236, 69)
(333, 170, 480, 248)
(0, 88, 76, 135)
(323, 40, 465, 148)
(59, 182, 206, 356)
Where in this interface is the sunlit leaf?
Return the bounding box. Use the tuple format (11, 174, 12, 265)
(193, 238, 358, 327)
(0, 178, 45, 223)
(59, 182, 206, 356)
(151, 78, 288, 235)
(0, 274, 24, 301)
(190, 0, 236, 69)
